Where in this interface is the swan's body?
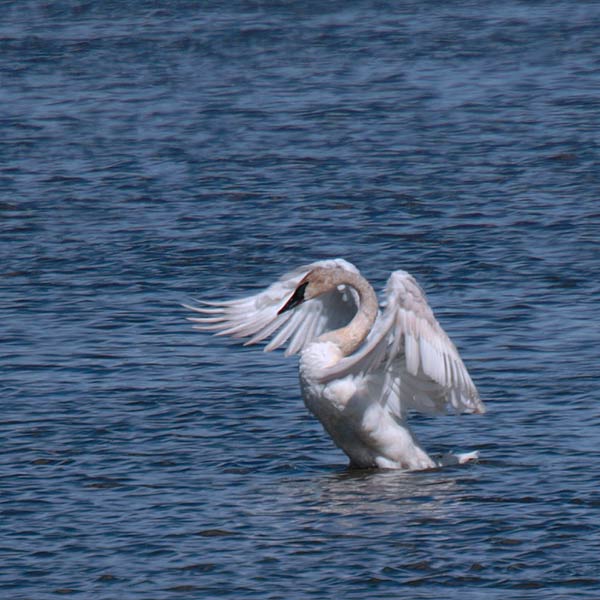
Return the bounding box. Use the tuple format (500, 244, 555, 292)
(188, 259, 485, 470)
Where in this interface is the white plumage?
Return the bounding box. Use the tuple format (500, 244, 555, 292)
(187, 258, 485, 470)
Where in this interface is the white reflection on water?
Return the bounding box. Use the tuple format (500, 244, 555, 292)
(280, 466, 467, 519)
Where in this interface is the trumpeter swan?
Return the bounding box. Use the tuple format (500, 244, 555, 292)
(187, 259, 485, 470)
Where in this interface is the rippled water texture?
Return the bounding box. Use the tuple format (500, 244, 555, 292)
(2, 2, 600, 598)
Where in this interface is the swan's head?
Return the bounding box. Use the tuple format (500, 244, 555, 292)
(278, 267, 342, 314)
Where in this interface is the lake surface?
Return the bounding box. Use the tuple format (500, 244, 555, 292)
(2, 1, 600, 598)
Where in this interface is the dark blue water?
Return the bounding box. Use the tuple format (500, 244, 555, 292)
(2, 2, 600, 598)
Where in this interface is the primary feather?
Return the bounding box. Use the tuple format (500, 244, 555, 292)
(186, 259, 359, 357)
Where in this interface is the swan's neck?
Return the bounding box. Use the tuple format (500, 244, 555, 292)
(318, 271, 378, 357)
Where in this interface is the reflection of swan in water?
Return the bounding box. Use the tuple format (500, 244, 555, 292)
(301, 468, 462, 517)
(188, 259, 485, 470)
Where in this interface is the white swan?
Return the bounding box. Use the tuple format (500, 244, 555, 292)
(187, 259, 485, 470)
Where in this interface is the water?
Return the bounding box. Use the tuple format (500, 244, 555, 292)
(2, 1, 600, 598)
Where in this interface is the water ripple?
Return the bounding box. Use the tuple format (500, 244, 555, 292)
(2, 1, 600, 598)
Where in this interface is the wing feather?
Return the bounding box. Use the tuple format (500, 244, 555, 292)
(318, 270, 484, 416)
(264, 308, 305, 352)
(186, 259, 360, 356)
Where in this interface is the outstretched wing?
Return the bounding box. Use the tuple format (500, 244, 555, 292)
(186, 259, 359, 357)
(317, 270, 484, 416)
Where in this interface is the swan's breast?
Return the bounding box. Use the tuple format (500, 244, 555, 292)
(299, 341, 361, 413)
(299, 341, 344, 374)
(298, 341, 375, 465)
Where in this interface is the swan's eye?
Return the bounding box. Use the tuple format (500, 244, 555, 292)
(278, 281, 308, 314)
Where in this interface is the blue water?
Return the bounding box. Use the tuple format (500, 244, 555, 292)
(2, 1, 600, 598)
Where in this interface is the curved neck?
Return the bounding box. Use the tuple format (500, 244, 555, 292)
(319, 271, 378, 357)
